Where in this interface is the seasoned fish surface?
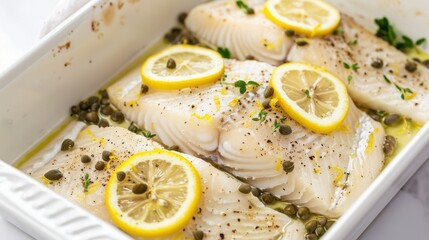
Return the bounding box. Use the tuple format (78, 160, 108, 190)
(24, 126, 305, 239)
(109, 59, 385, 218)
(287, 15, 429, 123)
(186, 0, 293, 65)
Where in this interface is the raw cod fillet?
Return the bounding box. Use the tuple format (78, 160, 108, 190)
(24, 126, 304, 239)
(108, 59, 385, 217)
(186, 1, 429, 123)
(186, 0, 293, 65)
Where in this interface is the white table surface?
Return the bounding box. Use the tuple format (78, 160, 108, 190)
(1, 1, 429, 239)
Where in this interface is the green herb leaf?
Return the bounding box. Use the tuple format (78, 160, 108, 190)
(81, 173, 94, 193)
(351, 63, 359, 71)
(347, 75, 352, 84)
(142, 130, 156, 139)
(236, 0, 254, 14)
(304, 89, 311, 98)
(234, 80, 259, 94)
(376, 110, 387, 117)
(348, 39, 358, 45)
(247, 81, 260, 86)
(383, 75, 391, 84)
(343, 62, 350, 69)
(217, 47, 231, 59)
(393, 83, 414, 100)
(252, 109, 267, 122)
(333, 28, 344, 35)
(273, 120, 280, 132)
(416, 38, 426, 46)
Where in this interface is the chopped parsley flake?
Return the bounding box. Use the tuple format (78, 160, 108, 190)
(347, 75, 352, 84)
(234, 80, 260, 94)
(81, 173, 94, 193)
(236, 0, 254, 15)
(383, 75, 391, 84)
(217, 47, 231, 59)
(142, 130, 156, 139)
(304, 89, 311, 98)
(252, 109, 267, 122)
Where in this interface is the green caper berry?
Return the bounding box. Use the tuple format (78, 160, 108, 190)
(285, 30, 295, 37)
(102, 150, 111, 161)
(297, 41, 308, 46)
(141, 84, 149, 94)
(61, 139, 74, 151)
(383, 114, 403, 127)
(111, 111, 125, 123)
(101, 106, 113, 116)
(405, 61, 417, 72)
(316, 216, 327, 226)
(167, 145, 180, 151)
(305, 233, 317, 240)
(91, 103, 100, 111)
(383, 135, 397, 156)
(100, 98, 110, 106)
(264, 86, 274, 98)
(279, 124, 292, 135)
(261, 193, 275, 204)
(262, 99, 271, 109)
(423, 59, 429, 69)
(283, 204, 297, 216)
(70, 105, 80, 115)
(85, 111, 99, 124)
(178, 12, 188, 24)
(305, 220, 318, 233)
(247, 8, 255, 15)
(44, 169, 63, 181)
(100, 89, 109, 99)
(167, 58, 176, 69)
(315, 226, 325, 236)
(164, 32, 176, 43)
(282, 161, 294, 174)
(367, 112, 381, 122)
(132, 183, 148, 194)
(325, 220, 335, 230)
(251, 187, 261, 197)
(81, 155, 91, 163)
(78, 111, 86, 121)
(95, 161, 106, 171)
(239, 183, 252, 194)
(171, 27, 181, 35)
(117, 171, 126, 181)
(192, 230, 204, 240)
(371, 58, 383, 69)
(297, 207, 310, 220)
(79, 101, 90, 111)
(98, 119, 110, 128)
(88, 96, 100, 105)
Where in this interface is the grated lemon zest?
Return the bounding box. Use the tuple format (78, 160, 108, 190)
(40, 176, 51, 185)
(275, 158, 282, 172)
(248, 109, 257, 117)
(214, 95, 221, 112)
(229, 97, 239, 107)
(256, 100, 264, 109)
(245, 120, 250, 128)
(191, 113, 213, 123)
(86, 181, 100, 194)
(404, 91, 416, 100)
(314, 167, 321, 174)
(127, 99, 139, 107)
(390, 63, 400, 75)
(86, 129, 97, 142)
(315, 150, 319, 159)
(269, 98, 279, 109)
(220, 87, 227, 95)
(365, 132, 374, 153)
(331, 166, 344, 185)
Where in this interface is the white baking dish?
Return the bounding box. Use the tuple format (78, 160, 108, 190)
(0, 0, 428, 239)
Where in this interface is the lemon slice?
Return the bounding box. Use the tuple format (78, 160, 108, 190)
(264, 0, 340, 37)
(141, 45, 224, 90)
(270, 63, 349, 134)
(106, 149, 201, 238)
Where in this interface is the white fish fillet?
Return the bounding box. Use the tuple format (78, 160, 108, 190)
(186, 0, 293, 65)
(287, 15, 429, 123)
(24, 126, 305, 239)
(109, 59, 385, 217)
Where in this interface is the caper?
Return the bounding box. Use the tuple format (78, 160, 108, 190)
(164, 32, 176, 43)
(78, 111, 86, 121)
(264, 86, 274, 98)
(261, 193, 275, 204)
(192, 230, 204, 240)
(79, 101, 90, 111)
(251, 187, 261, 197)
(423, 59, 429, 69)
(100, 89, 109, 99)
(167, 145, 180, 151)
(101, 106, 113, 116)
(117, 171, 126, 181)
(383, 114, 403, 127)
(305, 234, 317, 240)
(132, 183, 148, 194)
(279, 124, 292, 135)
(111, 111, 125, 123)
(282, 161, 294, 174)
(171, 27, 182, 35)
(383, 135, 397, 156)
(85, 111, 99, 124)
(95, 161, 106, 170)
(316, 216, 327, 226)
(325, 220, 335, 230)
(247, 8, 255, 15)
(61, 139, 74, 151)
(81, 155, 91, 163)
(297, 207, 310, 220)
(44, 169, 63, 181)
(305, 220, 318, 233)
(178, 12, 188, 24)
(262, 99, 271, 109)
(102, 150, 112, 161)
(283, 204, 297, 216)
(98, 119, 110, 128)
(141, 84, 149, 94)
(88, 96, 100, 105)
(371, 58, 384, 69)
(100, 98, 110, 106)
(70, 105, 80, 115)
(166, 58, 176, 69)
(245, 55, 255, 60)
(297, 41, 308, 46)
(367, 109, 381, 122)
(285, 30, 295, 37)
(413, 58, 421, 63)
(315, 226, 325, 236)
(405, 61, 417, 72)
(91, 103, 100, 111)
